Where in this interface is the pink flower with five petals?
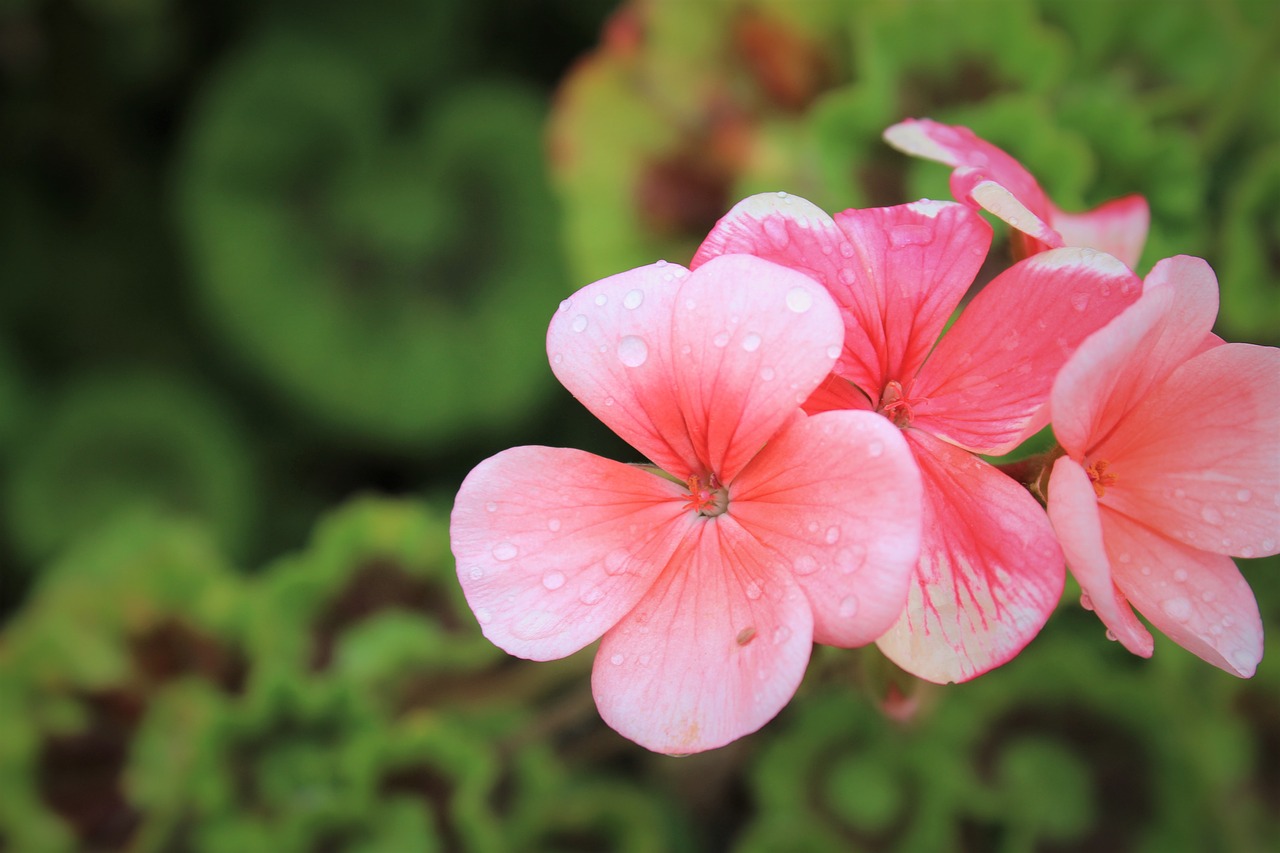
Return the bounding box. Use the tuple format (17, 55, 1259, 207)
(1047, 255, 1280, 676)
(884, 118, 1150, 269)
(693, 193, 1143, 683)
(451, 254, 923, 753)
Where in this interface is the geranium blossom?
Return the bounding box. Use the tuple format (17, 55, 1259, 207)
(884, 118, 1150, 268)
(451, 253, 923, 753)
(693, 193, 1142, 682)
(1047, 255, 1279, 676)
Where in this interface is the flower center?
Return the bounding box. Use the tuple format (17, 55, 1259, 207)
(1086, 459, 1118, 498)
(877, 380, 914, 428)
(683, 473, 729, 517)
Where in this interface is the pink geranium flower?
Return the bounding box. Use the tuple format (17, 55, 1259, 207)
(451, 253, 923, 753)
(884, 118, 1150, 269)
(693, 193, 1142, 683)
(1047, 255, 1280, 676)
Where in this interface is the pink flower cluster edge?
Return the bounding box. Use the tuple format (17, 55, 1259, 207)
(450, 118, 1280, 755)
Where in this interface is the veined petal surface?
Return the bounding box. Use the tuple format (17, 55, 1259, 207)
(452, 446, 689, 660)
(592, 516, 814, 754)
(875, 431, 1064, 683)
(729, 410, 921, 647)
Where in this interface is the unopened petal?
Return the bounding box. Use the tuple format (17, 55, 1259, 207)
(730, 410, 921, 647)
(592, 517, 814, 754)
(1046, 457, 1154, 657)
(1104, 511, 1263, 677)
(452, 446, 688, 661)
(913, 247, 1141, 455)
(875, 432, 1065, 683)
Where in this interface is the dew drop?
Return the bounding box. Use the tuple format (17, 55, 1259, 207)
(558, 299, 572, 312)
(1236, 489, 1252, 502)
(713, 331, 731, 348)
(745, 581, 763, 600)
(1173, 568, 1188, 583)
(552, 353, 563, 365)
(579, 586, 604, 605)
(511, 610, 558, 640)
(548, 518, 562, 532)
(868, 441, 884, 458)
(1230, 648, 1256, 673)
(485, 502, 498, 513)
(825, 525, 841, 545)
(786, 287, 814, 313)
(604, 396, 615, 406)
(1118, 552, 1131, 563)
(610, 653, 624, 665)
(772, 626, 792, 645)
(604, 549, 629, 575)
(742, 332, 762, 352)
(839, 242, 856, 258)
(1140, 565, 1152, 576)
(594, 293, 608, 307)
(623, 288, 644, 310)
(1241, 545, 1256, 558)
(838, 595, 859, 618)
(1201, 589, 1217, 603)
(1264, 538, 1277, 551)
(1070, 292, 1090, 312)
(836, 545, 865, 574)
(760, 366, 776, 381)
(1161, 596, 1193, 622)
(1200, 505, 1223, 524)
(838, 268, 856, 285)
(793, 555, 819, 575)
(468, 566, 484, 580)
(571, 314, 588, 333)
(618, 335, 649, 367)
(492, 542, 518, 561)
(1080, 592, 1094, 611)
(475, 607, 493, 624)
(656, 259, 668, 267)
(1105, 629, 1117, 642)
(542, 571, 566, 590)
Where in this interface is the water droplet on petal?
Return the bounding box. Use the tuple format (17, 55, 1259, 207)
(713, 331, 731, 348)
(492, 542, 518, 561)
(839, 242, 855, 258)
(772, 626, 792, 645)
(624, 288, 644, 310)
(793, 555, 818, 575)
(571, 314, 588, 333)
(824, 525, 841, 545)
(1104, 629, 1117, 642)
(1230, 648, 1256, 673)
(1264, 538, 1277, 552)
(786, 287, 814, 313)
(485, 502, 498, 513)
(836, 545, 865, 574)
(1235, 489, 1252, 502)
(826, 344, 841, 359)
(618, 335, 649, 367)
(838, 595, 859, 618)
(1080, 592, 1094, 611)
(745, 581, 763, 600)
(610, 653, 625, 665)
(1201, 589, 1217, 603)
(511, 610, 558, 640)
(1070, 292, 1090, 312)
(542, 571, 566, 590)
(868, 441, 884, 458)
(742, 332, 762, 352)
(838, 268, 856, 285)
(604, 549, 629, 575)
(475, 607, 492, 624)
(594, 293, 608, 307)
(1161, 596, 1193, 622)
(1173, 569, 1188, 582)
(1118, 552, 1131, 563)
(468, 566, 484, 580)
(548, 518, 562, 532)
(760, 366, 776, 381)
(604, 396, 615, 406)
(1201, 505, 1223, 524)
(1140, 565, 1152, 576)
(579, 586, 604, 605)
(1241, 545, 1255, 558)
(552, 353, 563, 365)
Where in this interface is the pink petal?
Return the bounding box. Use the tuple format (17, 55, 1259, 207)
(912, 247, 1142, 455)
(548, 261, 700, 478)
(691, 191, 846, 273)
(592, 516, 814, 754)
(1095, 342, 1280, 558)
(954, 169, 1062, 253)
(1046, 457, 1154, 657)
(1104, 510, 1263, 677)
(452, 446, 689, 661)
(671, 254, 844, 484)
(1050, 194, 1150, 270)
(826, 201, 992, 398)
(1051, 255, 1220, 458)
(729, 410, 922, 647)
(874, 431, 1065, 684)
(801, 373, 875, 415)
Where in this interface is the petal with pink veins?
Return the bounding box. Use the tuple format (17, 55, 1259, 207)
(592, 516, 814, 754)
(1051, 195, 1150, 270)
(1052, 256, 1220, 458)
(911, 247, 1141, 455)
(1104, 509, 1263, 677)
(452, 446, 690, 661)
(729, 410, 922, 647)
(548, 261, 699, 478)
(1046, 456, 1154, 657)
(691, 191, 846, 274)
(1094, 342, 1280, 558)
(875, 431, 1065, 683)
(801, 373, 874, 415)
(670, 254, 844, 484)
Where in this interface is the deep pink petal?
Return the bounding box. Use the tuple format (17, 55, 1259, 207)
(548, 261, 699, 477)
(826, 201, 992, 398)
(912, 247, 1142, 454)
(801, 373, 875, 415)
(452, 446, 689, 660)
(874, 431, 1065, 684)
(592, 516, 814, 754)
(729, 410, 921, 647)
(1046, 457, 1154, 657)
(691, 191, 847, 273)
(1051, 255, 1219, 458)
(1050, 194, 1150, 270)
(1104, 511, 1263, 677)
(671, 254, 844, 484)
(1096, 342, 1280, 558)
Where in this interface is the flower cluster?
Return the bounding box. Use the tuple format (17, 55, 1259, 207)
(451, 120, 1279, 754)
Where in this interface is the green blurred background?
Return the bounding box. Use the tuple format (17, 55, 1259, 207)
(1, 0, 1277, 850)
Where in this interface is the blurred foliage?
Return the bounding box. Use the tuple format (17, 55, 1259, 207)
(0, 0, 1277, 850)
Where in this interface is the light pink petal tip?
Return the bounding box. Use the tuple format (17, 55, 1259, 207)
(1046, 457, 1154, 657)
(1051, 194, 1149, 270)
(452, 446, 687, 661)
(592, 520, 814, 754)
(731, 410, 922, 648)
(913, 247, 1141, 455)
(875, 432, 1066, 684)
